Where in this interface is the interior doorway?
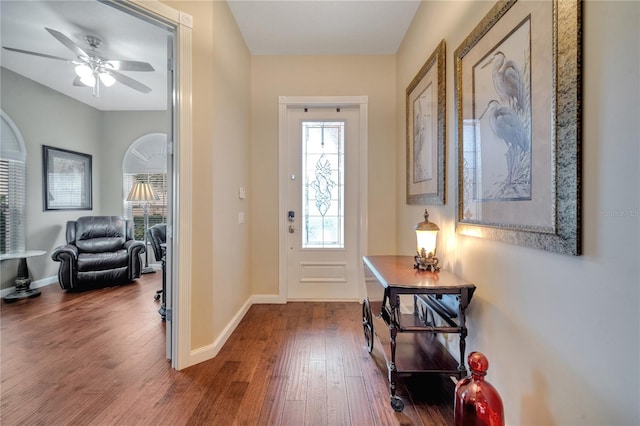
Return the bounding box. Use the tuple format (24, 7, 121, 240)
(0, 0, 193, 369)
(98, 0, 175, 364)
(100, 0, 195, 369)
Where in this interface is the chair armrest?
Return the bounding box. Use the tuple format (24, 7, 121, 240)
(51, 244, 78, 262)
(125, 240, 146, 279)
(51, 245, 79, 290)
(125, 239, 145, 255)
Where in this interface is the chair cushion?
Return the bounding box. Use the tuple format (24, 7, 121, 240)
(75, 216, 127, 253)
(76, 267, 129, 285)
(77, 250, 129, 272)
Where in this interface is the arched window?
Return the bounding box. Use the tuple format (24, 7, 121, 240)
(122, 133, 167, 240)
(0, 111, 26, 254)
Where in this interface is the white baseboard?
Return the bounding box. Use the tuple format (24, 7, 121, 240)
(251, 293, 286, 304)
(0, 275, 57, 298)
(187, 293, 289, 366)
(187, 296, 253, 366)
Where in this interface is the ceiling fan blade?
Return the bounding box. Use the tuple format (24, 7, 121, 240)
(106, 60, 154, 72)
(45, 27, 89, 59)
(110, 70, 152, 93)
(72, 76, 85, 87)
(2, 46, 74, 62)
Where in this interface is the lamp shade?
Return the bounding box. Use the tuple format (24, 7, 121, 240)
(79, 73, 96, 87)
(127, 182, 159, 202)
(416, 228, 438, 257)
(75, 64, 92, 78)
(414, 209, 439, 256)
(75, 64, 96, 87)
(99, 72, 116, 87)
(414, 209, 440, 271)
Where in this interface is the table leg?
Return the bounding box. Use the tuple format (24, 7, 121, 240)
(457, 290, 470, 377)
(3, 257, 41, 303)
(388, 295, 405, 412)
(158, 259, 166, 320)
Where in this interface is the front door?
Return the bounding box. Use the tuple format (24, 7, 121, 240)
(283, 103, 364, 300)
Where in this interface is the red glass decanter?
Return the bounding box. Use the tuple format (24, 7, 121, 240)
(454, 351, 505, 426)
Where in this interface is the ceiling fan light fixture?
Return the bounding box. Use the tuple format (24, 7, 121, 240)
(74, 63, 92, 79)
(79, 73, 96, 87)
(5, 28, 155, 98)
(99, 72, 116, 87)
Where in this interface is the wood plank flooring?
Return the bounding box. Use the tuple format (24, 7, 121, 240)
(1, 274, 455, 425)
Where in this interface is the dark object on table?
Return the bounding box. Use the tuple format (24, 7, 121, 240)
(454, 352, 505, 426)
(51, 216, 145, 290)
(147, 223, 166, 319)
(1, 250, 46, 302)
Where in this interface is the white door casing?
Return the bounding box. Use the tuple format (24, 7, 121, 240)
(125, 0, 193, 369)
(278, 96, 368, 302)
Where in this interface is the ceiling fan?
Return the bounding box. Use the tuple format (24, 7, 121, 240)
(2, 27, 154, 97)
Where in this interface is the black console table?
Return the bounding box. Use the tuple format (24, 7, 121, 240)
(362, 255, 476, 412)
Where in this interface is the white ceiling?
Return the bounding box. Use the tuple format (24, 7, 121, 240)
(1, 0, 420, 111)
(227, 0, 421, 55)
(0, 1, 170, 111)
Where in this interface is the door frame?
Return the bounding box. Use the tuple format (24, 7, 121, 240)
(123, 0, 193, 370)
(278, 96, 368, 302)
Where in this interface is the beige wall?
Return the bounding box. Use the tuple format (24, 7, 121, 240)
(210, 0, 252, 343)
(162, 0, 252, 349)
(250, 55, 397, 295)
(396, 1, 639, 424)
(163, 0, 214, 348)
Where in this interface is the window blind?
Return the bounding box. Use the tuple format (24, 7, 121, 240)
(123, 173, 167, 240)
(122, 133, 168, 241)
(0, 159, 26, 254)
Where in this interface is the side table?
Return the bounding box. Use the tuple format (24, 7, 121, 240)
(362, 255, 476, 412)
(1, 250, 47, 303)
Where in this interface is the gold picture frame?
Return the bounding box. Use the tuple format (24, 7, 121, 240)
(406, 39, 446, 205)
(455, 0, 582, 255)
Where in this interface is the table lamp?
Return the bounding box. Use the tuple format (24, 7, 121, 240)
(414, 209, 440, 272)
(127, 182, 159, 274)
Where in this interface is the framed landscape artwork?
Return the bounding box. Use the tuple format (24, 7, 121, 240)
(407, 39, 446, 205)
(455, 0, 582, 255)
(43, 145, 93, 211)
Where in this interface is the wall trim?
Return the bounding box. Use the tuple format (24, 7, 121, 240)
(188, 296, 253, 365)
(252, 293, 287, 304)
(0, 275, 57, 298)
(125, 0, 194, 371)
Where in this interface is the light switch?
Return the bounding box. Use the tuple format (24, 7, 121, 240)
(238, 186, 246, 199)
(238, 211, 245, 224)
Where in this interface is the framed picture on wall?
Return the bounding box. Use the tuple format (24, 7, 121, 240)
(406, 39, 446, 205)
(455, 0, 582, 255)
(43, 145, 93, 211)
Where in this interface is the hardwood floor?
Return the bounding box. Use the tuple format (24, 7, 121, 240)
(1, 274, 455, 425)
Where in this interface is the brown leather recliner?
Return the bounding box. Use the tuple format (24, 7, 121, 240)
(51, 216, 145, 290)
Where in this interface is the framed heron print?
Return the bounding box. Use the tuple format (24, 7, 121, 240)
(407, 39, 446, 205)
(455, 0, 582, 255)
